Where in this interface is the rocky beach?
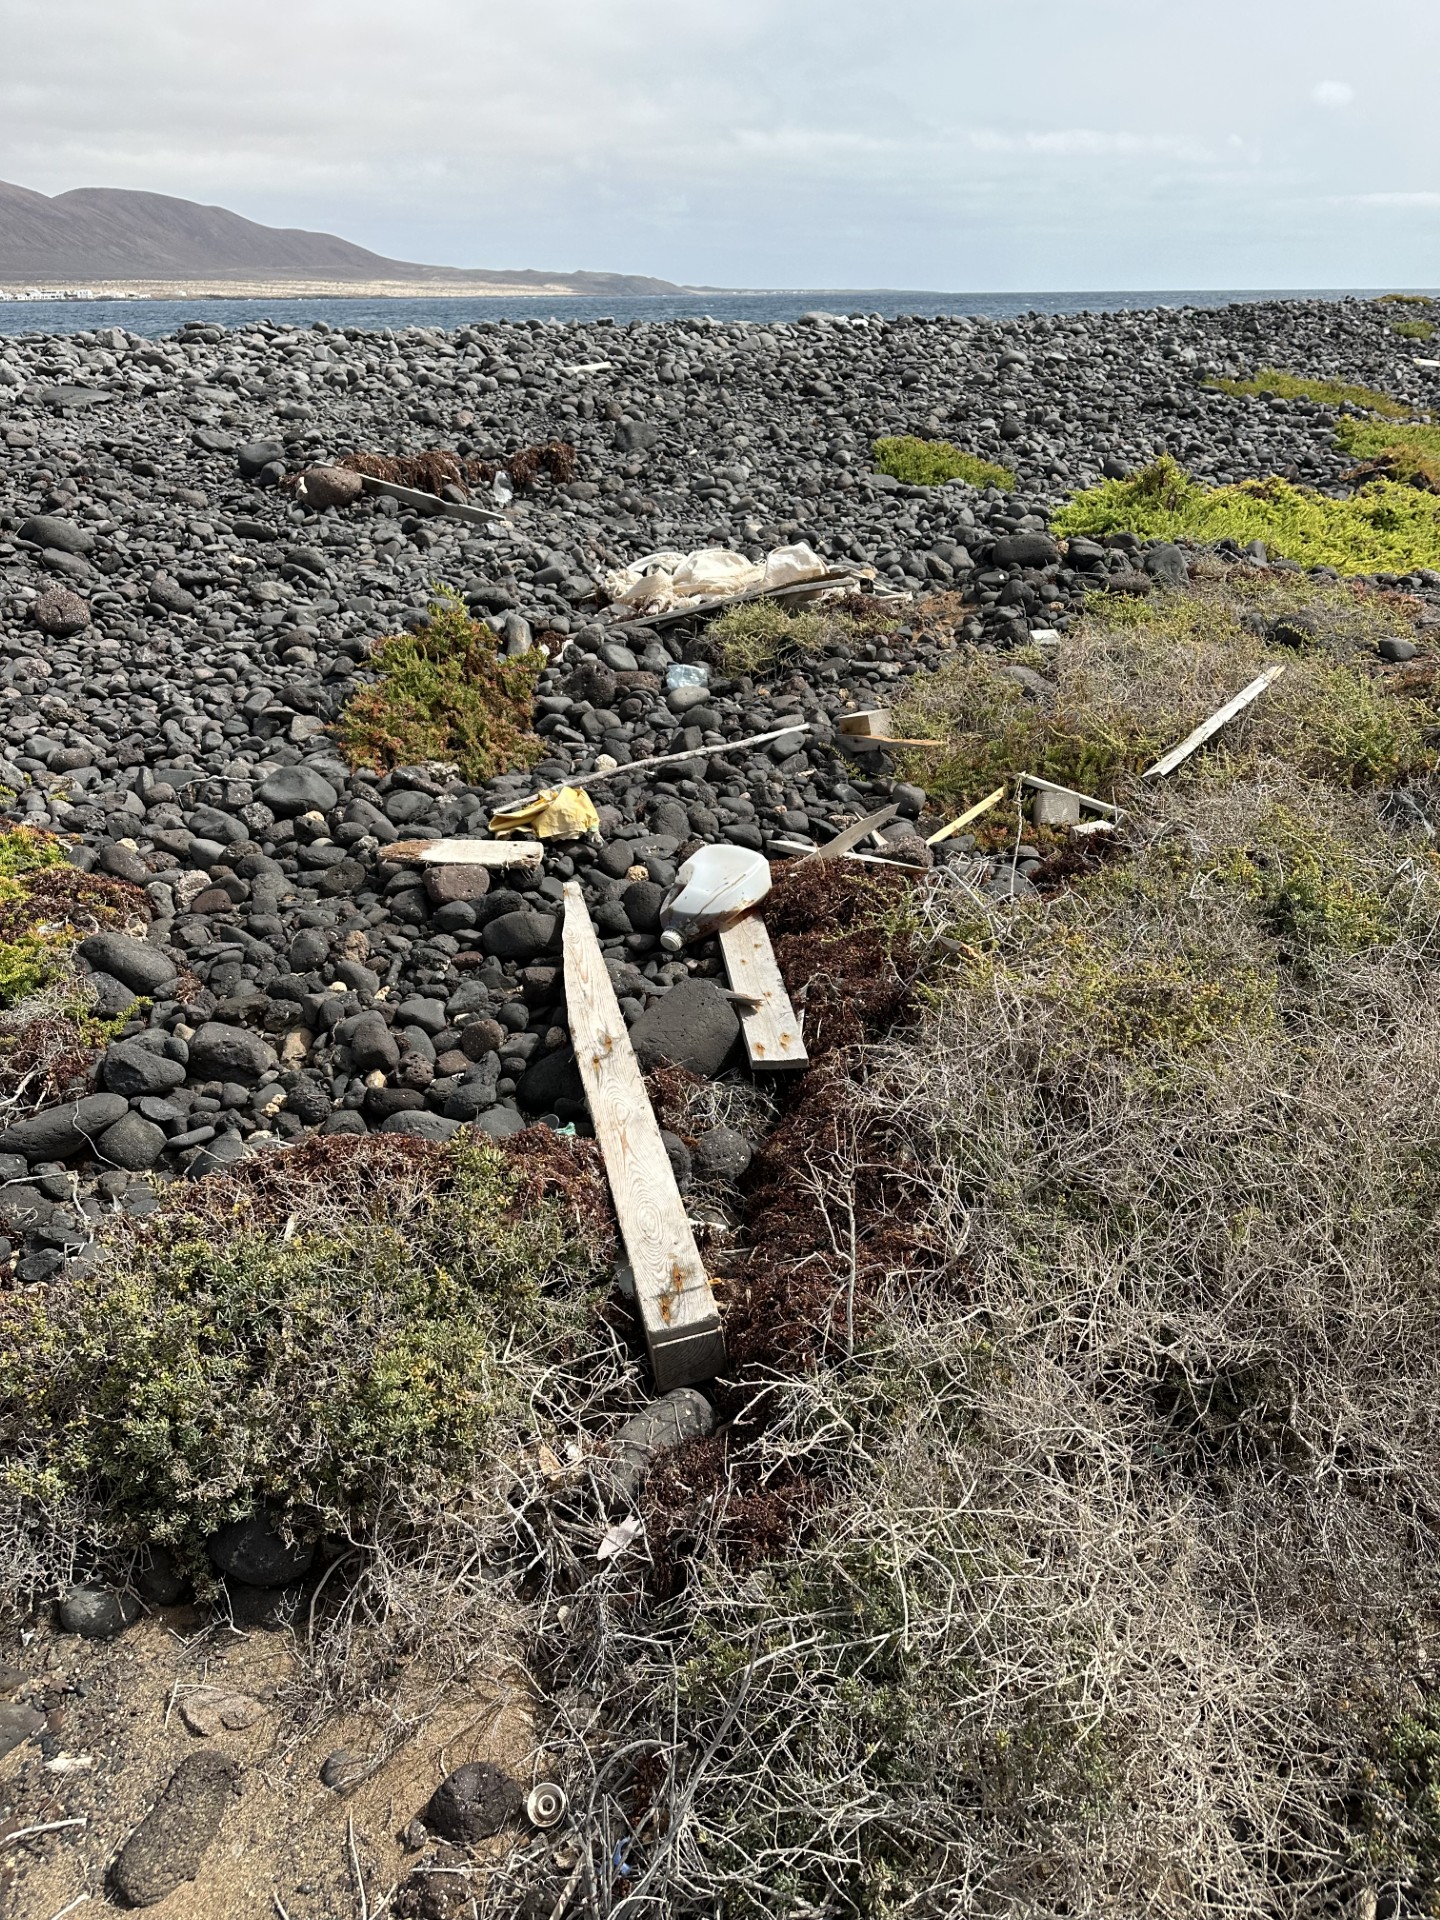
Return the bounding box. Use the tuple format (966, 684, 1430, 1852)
(4, 296, 1440, 1915)
(0, 296, 1432, 1244)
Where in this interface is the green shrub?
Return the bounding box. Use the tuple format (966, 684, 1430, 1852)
(336, 589, 543, 781)
(1392, 318, 1436, 343)
(873, 435, 1015, 490)
(0, 1136, 605, 1562)
(708, 598, 829, 676)
(893, 569, 1438, 813)
(1054, 457, 1440, 574)
(1207, 367, 1414, 419)
(1336, 417, 1440, 488)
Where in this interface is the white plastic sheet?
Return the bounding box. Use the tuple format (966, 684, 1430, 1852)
(602, 542, 831, 615)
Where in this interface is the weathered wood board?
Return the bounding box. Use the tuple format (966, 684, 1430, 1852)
(717, 913, 808, 1071)
(562, 883, 726, 1388)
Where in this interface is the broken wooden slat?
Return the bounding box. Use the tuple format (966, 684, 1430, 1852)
(843, 734, 948, 750)
(926, 785, 1006, 845)
(1142, 663, 1287, 779)
(385, 837, 544, 868)
(806, 802, 899, 862)
(717, 912, 808, 1071)
(561, 883, 726, 1389)
(1015, 772, 1121, 819)
(358, 474, 502, 526)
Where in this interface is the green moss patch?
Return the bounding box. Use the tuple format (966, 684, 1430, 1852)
(1054, 457, 1440, 574)
(1391, 318, 1436, 343)
(1207, 366, 1414, 419)
(873, 435, 1015, 490)
(336, 590, 543, 781)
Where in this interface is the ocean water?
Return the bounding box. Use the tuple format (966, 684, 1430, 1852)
(0, 288, 1425, 340)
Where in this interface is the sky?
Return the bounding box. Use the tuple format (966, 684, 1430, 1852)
(1, 0, 1438, 291)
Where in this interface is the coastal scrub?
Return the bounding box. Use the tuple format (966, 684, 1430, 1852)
(1054, 457, 1440, 573)
(336, 590, 543, 781)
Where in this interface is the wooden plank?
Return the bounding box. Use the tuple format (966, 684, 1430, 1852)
(926, 785, 1006, 844)
(717, 913, 808, 1071)
(806, 802, 898, 862)
(1142, 663, 1287, 779)
(561, 883, 726, 1389)
(1015, 772, 1121, 819)
(358, 473, 502, 526)
(385, 837, 544, 868)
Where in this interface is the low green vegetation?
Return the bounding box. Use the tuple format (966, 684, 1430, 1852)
(1378, 293, 1433, 306)
(1391, 317, 1436, 342)
(336, 589, 543, 781)
(0, 1136, 605, 1581)
(708, 598, 830, 676)
(0, 827, 72, 1005)
(873, 434, 1016, 490)
(893, 568, 1437, 817)
(1336, 416, 1440, 488)
(1207, 366, 1414, 419)
(708, 598, 902, 677)
(1053, 456, 1440, 573)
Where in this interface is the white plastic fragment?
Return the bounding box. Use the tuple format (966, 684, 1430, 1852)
(597, 1516, 644, 1562)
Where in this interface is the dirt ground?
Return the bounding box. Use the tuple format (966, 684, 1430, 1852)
(0, 1605, 537, 1919)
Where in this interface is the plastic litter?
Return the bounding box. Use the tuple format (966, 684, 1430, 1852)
(491, 471, 514, 507)
(488, 786, 600, 840)
(665, 661, 710, 690)
(597, 1515, 643, 1562)
(658, 845, 772, 950)
(602, 542, 832, 615)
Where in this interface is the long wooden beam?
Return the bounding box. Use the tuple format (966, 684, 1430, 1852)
(562, 883, 726, 1389)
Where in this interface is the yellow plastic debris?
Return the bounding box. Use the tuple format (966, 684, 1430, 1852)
(488, 785, 600, 840)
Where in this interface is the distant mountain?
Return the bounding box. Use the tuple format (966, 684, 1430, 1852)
(0, 181, 680, 293)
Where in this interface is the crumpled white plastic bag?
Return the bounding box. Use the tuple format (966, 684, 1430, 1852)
(601, 542, 833, 615)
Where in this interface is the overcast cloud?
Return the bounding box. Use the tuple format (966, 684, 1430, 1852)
(1, 0, 1437, 289)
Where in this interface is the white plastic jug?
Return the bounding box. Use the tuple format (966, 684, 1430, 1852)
(658, 845, 772, 950)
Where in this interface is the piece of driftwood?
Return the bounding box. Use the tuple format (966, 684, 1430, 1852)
(1015, 772, 1121, 819)
(561, 883, 725, 1389)
(838, 708, 892, 739)
(716, 913, 808, 1070)
(385, 837, 545, 867)
(566, 725, 812, 788)
(806, 802, 899, 861)
(1142, 663, 1287, 779)
(357, 473, 502, 525)
(926, 785, 1007, 844)
(837, 710, 946, 750)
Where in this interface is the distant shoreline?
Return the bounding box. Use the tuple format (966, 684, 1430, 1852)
(0, 276, 624, 301)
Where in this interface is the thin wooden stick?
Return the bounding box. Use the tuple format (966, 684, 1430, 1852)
(567, 724, 812, 788)
(926, 785, 1006, 844)
(6, 1816, 87, 1844)
(347, 1814, 369, 1920)
(1142, 663, 1287, 778)
(1015, 771, 1121, 818)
